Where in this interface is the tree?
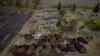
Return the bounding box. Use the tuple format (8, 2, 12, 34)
(33, 0, 41, 9)
(0, 0, 41, 9)
(25, 0, 29, 8)
(57, 2, 61, 11)
(59, 9, 65, 17)
(57, 2, 66, 17)
(0, 0, 4, 6)
(93, 3, 99, 13)
(71, 4, 76, 12)
(15, 0, 22, 7)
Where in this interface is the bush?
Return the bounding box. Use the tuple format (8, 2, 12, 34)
(86, 19, 100, 31)
(57, 2, 61, 11)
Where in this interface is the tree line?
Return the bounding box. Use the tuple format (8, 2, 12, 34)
(57, 2, 99, 13)
(0, 0, 40, 9)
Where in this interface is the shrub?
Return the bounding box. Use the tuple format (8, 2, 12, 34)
(86, 19, 100, 31)
(93, 3, 99, 13)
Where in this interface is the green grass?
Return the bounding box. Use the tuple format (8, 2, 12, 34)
(85, 19, 100, 31)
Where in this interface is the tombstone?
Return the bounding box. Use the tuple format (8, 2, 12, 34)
(70, 38, 77, 44)
(31, 44, 38, 50)
(12, 45, 27, 56)
(74, 42, 87, 53)
(86, 36, 89, 40)
(89, 36, 93, 40)
(20, 45, 30, 51)
(26, 46, 36, 56)
(9, 45, 20, 53)
(77, 37, 88, 44)
(24, 34, 33, 41)
(60, 44, 68, 53)
(67, 44, 76, 52)
(24, 34, 29, 41)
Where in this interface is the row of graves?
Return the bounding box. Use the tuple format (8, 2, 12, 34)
(9, 33, 93, 56)
(32, 9, 58, 33)
(9, 9, 94, 56)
